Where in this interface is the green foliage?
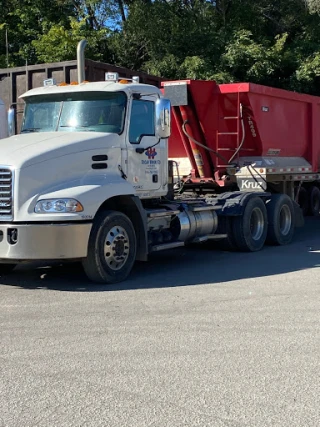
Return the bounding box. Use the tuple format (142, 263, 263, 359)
(32, 18, 108, 63)
(1, 0, 320, 95)
(306, 0, 320, 14)
(219, 31, 295, 87)
(0, 0, 75, 66)
(295, 52, 320, 93)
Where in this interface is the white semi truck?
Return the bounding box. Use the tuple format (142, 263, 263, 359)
(0, 40, 306, 283)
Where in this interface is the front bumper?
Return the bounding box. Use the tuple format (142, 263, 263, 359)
(0, 222, 92, 261)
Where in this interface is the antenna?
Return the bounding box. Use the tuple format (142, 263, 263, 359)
(5, 28, 10, 107)
(5, 28, 9, 68)
(26, 58, 28, 91)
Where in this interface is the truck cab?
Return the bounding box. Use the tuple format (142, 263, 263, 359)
(0, 69, 172, 283)
(19, 75, 169, 198)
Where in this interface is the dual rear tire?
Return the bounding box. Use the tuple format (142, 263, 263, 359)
(223, 194, 295, 252)
(232, 197, 268, 252)
(265, 194, 295, 245)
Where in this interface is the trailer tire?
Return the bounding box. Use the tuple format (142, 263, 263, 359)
(295, 186, 309, 216)
(308, 185, 320, 217)
(232, 197, 268, 252)
(82, 210, 137, 284)
(266, 194, 295, 245)
(0, 264, 16, 275)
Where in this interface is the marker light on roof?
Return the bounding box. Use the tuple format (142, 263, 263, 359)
(132, 76, 140, 83)
(105, 72, 119, 82)
(43, 78, 57, 87)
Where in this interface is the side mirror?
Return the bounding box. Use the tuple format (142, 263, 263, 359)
(155, 98, 171, 139)
(8, 106, 16, 136)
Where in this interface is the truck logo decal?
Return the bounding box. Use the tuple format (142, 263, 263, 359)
(145, 148, 157, 159)
(239, 179, 267, 191)
(241, 179, 260, 189)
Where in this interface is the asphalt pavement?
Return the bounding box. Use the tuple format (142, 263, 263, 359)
(1, 218, 320, 427)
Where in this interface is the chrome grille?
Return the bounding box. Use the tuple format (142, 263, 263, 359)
(0, 168, 13, 218)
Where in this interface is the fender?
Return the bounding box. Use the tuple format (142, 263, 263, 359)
(95, 194, 148, 262)
(16, 173, 138, 222)
(210, 191, 271, 216)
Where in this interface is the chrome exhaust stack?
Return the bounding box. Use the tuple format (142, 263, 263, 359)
(77, 39, 87, 84)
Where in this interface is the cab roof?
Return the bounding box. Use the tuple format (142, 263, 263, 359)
(19, 80, 162, 99)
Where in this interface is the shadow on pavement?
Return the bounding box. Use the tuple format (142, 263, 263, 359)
(1, 218, 320, 292)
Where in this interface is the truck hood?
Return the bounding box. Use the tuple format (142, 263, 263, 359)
(0, 131, 120, 169)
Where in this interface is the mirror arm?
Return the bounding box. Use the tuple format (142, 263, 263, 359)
(135, 147, 145, 154)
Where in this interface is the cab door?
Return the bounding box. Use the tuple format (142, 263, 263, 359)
(125, 96, 167, 195)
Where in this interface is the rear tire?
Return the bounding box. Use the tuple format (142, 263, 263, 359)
(266, 194, 295, 245)
(232, 197, 268, 252)
(216, 216, 238, 251)
(295, 186, 308, 216)
(82, 210, 137, 284)
(307, 185, 320, 217)
(0, 264, 16, 275)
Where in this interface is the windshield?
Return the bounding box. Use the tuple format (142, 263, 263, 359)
(21, 91, 127, 134)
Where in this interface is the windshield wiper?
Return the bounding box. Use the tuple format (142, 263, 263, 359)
(21, 128, 41, 133)
(59, 125, 90, 128)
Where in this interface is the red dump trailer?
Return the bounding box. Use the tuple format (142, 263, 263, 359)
(163, 80, 320, 217)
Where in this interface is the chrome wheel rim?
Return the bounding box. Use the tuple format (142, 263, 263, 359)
(104, 226, 129, 271)
(250, 207, 264, 241)
(279, 205, 292, 236)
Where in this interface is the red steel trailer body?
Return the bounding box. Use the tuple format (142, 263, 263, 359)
(164, 80, 320, 180)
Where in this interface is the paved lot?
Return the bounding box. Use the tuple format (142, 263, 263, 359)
(1, 218, 320, 427)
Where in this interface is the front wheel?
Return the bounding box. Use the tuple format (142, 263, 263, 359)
(82, 210, 137, 284)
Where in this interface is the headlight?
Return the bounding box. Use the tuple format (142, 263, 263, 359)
(34, 199, 83, 213)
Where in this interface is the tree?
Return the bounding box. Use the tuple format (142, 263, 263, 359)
(0, 0, 74, 66)
(1, 0, 320, 95)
